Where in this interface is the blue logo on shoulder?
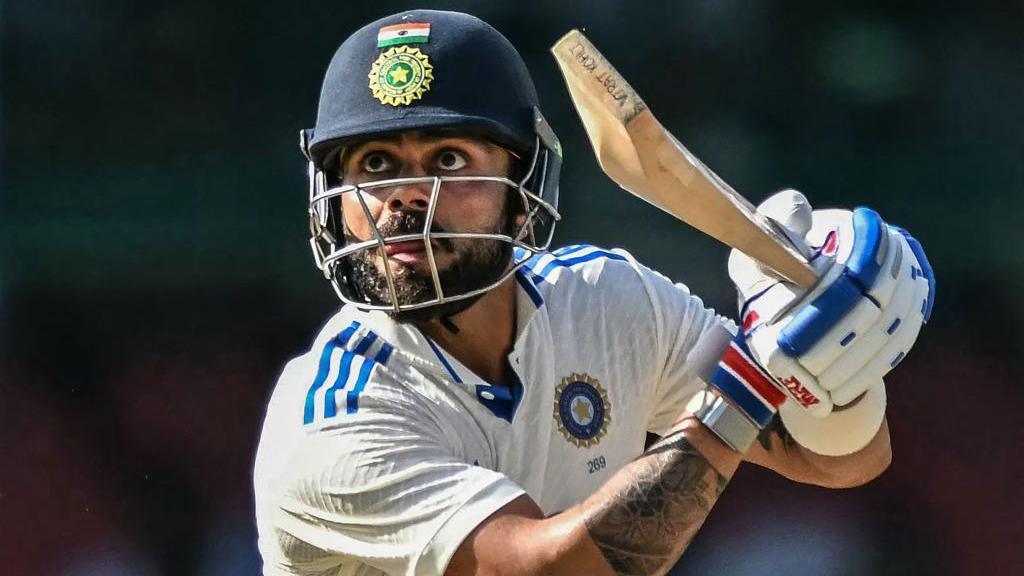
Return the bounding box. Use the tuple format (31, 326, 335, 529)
(553, 373, 611, 448)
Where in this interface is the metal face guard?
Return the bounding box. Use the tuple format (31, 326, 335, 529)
(303, 136, 560, 313)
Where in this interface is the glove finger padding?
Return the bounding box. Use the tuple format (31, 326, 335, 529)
(796, 296, 882, 377)
(817, 231, 930, 394)
(730, 192, 933, 444)
(831, 277, 929, 404)
(735, 205, 887, 417)
(795, 221, 910, 376)
(775, 208, 893, 361)
(724, 191, 933, 453)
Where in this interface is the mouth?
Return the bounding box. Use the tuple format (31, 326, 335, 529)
(383, 240, 440, 263)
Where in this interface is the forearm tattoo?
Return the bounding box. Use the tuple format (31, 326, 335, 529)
(583, 431, 729, 576)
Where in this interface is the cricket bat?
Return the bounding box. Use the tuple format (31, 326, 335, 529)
(551, 30, 818, 288)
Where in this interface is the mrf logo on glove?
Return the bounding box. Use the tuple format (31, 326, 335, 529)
(778, 375, 820, 408)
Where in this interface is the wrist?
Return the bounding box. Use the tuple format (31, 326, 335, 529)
(695, 332, 788, 453)
(689, 389, 761, 454)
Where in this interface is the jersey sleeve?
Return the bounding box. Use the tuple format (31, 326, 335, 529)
(627, 258, 737, 436)
(260, 363, 525, 576)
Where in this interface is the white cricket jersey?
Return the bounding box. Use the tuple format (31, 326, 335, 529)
(254, 245, 732, 576)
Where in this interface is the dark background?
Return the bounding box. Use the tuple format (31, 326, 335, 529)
(2, 1, 1021, 575)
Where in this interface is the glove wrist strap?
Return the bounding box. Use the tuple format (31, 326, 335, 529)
(693, 390, 760, 453)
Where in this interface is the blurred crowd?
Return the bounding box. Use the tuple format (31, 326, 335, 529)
(1, 290, 279, 575)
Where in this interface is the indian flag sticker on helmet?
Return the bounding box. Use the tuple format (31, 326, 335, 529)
(368, 46, 434, 106)
(377, 23, 431, 48)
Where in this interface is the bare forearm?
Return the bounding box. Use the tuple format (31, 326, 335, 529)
(449, 416, 742, 576)
(555, 416, 741, 575)
(750, 418, 892, 488)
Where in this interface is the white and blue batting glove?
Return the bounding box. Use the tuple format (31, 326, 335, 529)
(728, 190, 935, 423)
(686, 326, 789, 452)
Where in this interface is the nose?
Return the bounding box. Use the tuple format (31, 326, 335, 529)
(386, 184, 431, 212)
(384, 166, 433, 213)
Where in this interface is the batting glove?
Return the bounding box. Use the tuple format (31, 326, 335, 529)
(720, 190, 934, 452)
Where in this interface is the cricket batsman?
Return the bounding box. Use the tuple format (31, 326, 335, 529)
(254, 9, 935, 576)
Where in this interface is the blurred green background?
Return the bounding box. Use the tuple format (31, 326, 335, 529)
(2, 1, 1021, 575)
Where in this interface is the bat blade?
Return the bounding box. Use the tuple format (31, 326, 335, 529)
(551, 30, 818, 289)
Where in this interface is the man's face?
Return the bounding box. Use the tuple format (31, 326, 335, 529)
(338, 131, 519, 321)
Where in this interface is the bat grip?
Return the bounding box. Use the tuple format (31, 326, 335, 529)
(765, 217, 814, 262)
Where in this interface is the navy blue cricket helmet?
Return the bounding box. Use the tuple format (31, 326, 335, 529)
(300, 10, 562, 314)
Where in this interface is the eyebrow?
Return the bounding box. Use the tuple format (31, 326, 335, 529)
(348, 131, 494, 154)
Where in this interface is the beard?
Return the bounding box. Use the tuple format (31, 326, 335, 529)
(344, 204, 514, 324)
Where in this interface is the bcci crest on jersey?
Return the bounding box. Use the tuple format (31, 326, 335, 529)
(553, 373, 611, 448)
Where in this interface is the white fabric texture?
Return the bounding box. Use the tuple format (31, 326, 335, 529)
(254, 245, 729, 575)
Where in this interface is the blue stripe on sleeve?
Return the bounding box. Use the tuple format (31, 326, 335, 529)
(562, 250, 628, 267)
(518, 248, 544, 269)
(346, 358, 378, 414)
(375, 342, 394, 365)
(352, 331, 378, 355)
(303, 341, 339, 425)
(553, 244, 590, 257)
(532, 248, 629, 281)
(323, 351, 356, 418)
(302, 321, 360, 424)
(322, 331, 378, 418)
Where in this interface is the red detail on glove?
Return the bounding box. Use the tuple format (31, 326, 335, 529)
(822, 230, 839, 256)
(741, 310, 761, 333)
(722, 344, 787, 408)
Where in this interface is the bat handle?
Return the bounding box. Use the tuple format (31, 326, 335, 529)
(766, 217, 814, 261)
(747, 211, 818, 288)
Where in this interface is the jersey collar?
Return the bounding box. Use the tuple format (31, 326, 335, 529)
(323, 265, 545, 423)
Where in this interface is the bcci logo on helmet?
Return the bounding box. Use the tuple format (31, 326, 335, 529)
(368, 46, 434, 106)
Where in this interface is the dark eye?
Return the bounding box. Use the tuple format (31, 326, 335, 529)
(436, 150, 467, 171)
(362, 152, 392, 173)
